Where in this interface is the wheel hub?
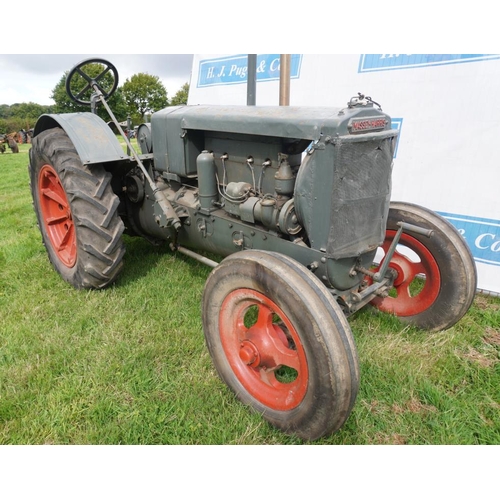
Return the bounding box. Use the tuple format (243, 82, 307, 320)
(388, 257, 411, 287)
(239, 340, 260, 367)
(372, 230, 441, 316)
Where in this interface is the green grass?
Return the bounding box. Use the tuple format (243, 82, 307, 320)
(1, 143, 499, 444)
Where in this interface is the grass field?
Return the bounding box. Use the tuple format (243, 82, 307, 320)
(1, 143, 499, 445)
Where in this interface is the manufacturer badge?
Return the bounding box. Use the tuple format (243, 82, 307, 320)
(348, 117, 387, 133)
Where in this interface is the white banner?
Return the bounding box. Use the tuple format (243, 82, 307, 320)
(188, 54, 500, 294)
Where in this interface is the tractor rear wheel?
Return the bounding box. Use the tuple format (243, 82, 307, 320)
(29, 127, 125, 289)
(370, 202, 477, 331)
(202, 250, 359, 440)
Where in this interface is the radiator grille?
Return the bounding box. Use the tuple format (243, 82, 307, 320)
(327, 137, 394, 259)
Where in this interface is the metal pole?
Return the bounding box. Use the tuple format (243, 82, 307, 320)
(247, 54, 257, 106)
(126, 116, 131, 156)
(175, 245, 219, 268)
(279, 54, 291, 106)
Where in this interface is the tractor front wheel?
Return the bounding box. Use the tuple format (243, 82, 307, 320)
(370, 202, 477, 331)
(202, 250, 359, 440)
(29, 127, 125, 289)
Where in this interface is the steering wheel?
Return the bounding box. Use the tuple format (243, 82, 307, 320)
(66, 58, 119, 105)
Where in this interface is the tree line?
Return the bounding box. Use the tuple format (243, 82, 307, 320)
(0, 67, 189, 136)
(0, 102, 51, 136)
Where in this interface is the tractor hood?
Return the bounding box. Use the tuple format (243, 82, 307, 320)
(154, 104, 392, 142)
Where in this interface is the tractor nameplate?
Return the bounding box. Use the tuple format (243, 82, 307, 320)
(348, 117, 387, 134)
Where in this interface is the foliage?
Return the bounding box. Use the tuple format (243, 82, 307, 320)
(2, 64, 182, 133)
(170, 83, 189, 106)
(0, 102, 52, 134)
(51, 68, 129, 122)
(0, 104, 10, 117)
(121, 73, 168, 122)
(51, 71, 90, 114)
(1, 143, 499, 445)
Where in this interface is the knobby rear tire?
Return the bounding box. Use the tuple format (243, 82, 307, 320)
(29, 127, 125, 289)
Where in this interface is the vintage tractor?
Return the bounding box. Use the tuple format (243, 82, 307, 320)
(28, 58, 477, 440)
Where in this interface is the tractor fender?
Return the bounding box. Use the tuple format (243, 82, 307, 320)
(33, 113, 127, 165)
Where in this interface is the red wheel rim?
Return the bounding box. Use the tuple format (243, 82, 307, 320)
(219, 289, 308, 411)
(38, 164, 76, 268)
(371, 230, 441, 316)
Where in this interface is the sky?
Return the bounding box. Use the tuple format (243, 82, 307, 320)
(0, 1, 492, 109)
(0, 54, 194, 106)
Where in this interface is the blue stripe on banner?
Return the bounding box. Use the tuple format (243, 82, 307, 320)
(391, 118, 402, 158)
(438, 212, 500, 266)
(197, 54, 302, 87)
(358, 54, 500, 73)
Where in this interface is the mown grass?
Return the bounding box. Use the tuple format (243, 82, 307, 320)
(1, 143, 499, 445)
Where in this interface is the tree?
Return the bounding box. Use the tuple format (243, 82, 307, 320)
(51, 71, 88, 114)
(0, 118, 8, 135)
(10, 102, 50, 123)
(0, 104, 11, 119)
(121, 73, 168, 122)
(0, 103, 52, 133)
(51, 66, 129, 122)
(170, 83, 189, 106)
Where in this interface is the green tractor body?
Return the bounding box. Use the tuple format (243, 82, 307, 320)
(137, 104, 395, 300)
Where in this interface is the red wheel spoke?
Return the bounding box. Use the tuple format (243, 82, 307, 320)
(57, 223, 74, 251)
(410, 260, 426, 277)
(249, 304, 301, 371)
(394, 250, 426, 278)
(219, 289, 309, 411)
(268, 330, 301, 372)
(395, 280, 411, 300)
(258, 367, 276, 387)
(262, 333, 301, 372)
(46, 214, 70, 225)
(254, 303, 274, 331)
(41, 187, 68, 208)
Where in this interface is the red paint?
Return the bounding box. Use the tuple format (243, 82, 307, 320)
(219, 289, 308, 411)
(38, 164, 76, 268)
(371, 230, 441, 316)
